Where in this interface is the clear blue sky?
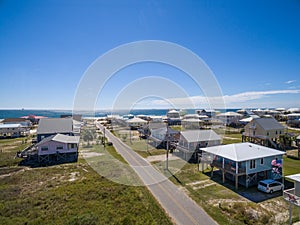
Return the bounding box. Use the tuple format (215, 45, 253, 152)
(0, 0, 300, 110)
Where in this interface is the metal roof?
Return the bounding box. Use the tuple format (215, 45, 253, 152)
(36, 133, 79, 146)
(252, 117, 284, 130)
(180, 130, 221, 142)
(286, 174, 300, 183)
(126, 117, 148, 123)
(52, 134, 80, 143)
(216, 112, 243, 117)
(201, 142, 284, 162)
(37, 118, 73, 134)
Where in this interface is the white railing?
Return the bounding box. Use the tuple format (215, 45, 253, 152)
(283, 188, 300, 207)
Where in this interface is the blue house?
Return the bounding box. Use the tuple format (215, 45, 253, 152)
(201, 142, 284, 189)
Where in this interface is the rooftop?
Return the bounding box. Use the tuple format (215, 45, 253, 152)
(36, 133, 80, 146)
(37, 118, 73, 134)
(252, 117, 285, 130)
(180, 130, 221, 142)
(285, 174, 300, 183)
(201, 142, 284, 162)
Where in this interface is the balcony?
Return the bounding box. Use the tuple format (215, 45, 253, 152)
(283, 188, 300, 207)
(211, 160, 246, 175)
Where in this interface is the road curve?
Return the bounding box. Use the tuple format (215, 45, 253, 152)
(96, 123, 218, 225)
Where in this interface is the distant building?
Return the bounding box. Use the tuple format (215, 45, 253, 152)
(196, 109, 216, 118)
(167, 109, 181, 125)
(287, 108, 300, 114)
(216, 112, 243, 126)
(2, 118, 32, 127)
(287, 113, 300, 128)
(21, 115, 47, 124)
(242, 117, 285, 148)
(126, 117, 148, 130)
(37, 118, 74, 142)
(0, 123, 30, 138)
(60, 114, 83, 122)
(149, 127, 180, 149)
(176, 130, 221, 161)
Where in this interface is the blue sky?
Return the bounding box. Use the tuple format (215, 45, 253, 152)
(0, 0, 300, 110)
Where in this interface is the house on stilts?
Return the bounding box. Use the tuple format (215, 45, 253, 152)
(200, 142, 284, 189)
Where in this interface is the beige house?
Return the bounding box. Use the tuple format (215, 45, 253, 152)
(244, 118, 285, 140)
(126, 117, 148, 129)
(243, 118, 285, 149)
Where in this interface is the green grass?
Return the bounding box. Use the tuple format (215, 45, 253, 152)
(0, 135, 173, 225)
(283, 155, 300, 176)
(160, 161, 293, 225)
(0, 137, 31, 167)
(0, 163, 172, 225)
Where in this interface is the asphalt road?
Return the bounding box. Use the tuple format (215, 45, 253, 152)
(96, 123, 218, 225)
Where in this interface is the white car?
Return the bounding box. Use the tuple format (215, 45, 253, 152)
(257, 179, 284, 194)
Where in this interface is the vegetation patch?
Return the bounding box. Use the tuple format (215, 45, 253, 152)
(0, 135, 172, 225)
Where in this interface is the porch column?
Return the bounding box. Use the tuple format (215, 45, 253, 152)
(236, 162, 238, 174)
(235, 176, 238, 189)
(222, 158, 225, 183)
(222, 171, 225, 183)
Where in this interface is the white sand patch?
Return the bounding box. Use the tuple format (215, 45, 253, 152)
(192, 183, 216, 190)
(81, 151, 104, 158)
(186, 179, 216, 190)
(146, 154, 181, 162)
(69, 172, 80, 182)
(187, 180, 210, 186)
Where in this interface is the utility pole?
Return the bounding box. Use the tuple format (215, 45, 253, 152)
(166, 126, 169, 170)
(103, 127, 106, 147)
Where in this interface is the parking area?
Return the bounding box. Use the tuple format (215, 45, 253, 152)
(238, 187, 283, 203)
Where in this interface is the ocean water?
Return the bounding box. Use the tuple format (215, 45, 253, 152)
(0, 108, 240, 119)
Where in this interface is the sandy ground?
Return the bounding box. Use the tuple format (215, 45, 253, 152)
(146, 153, 181, 162)
(80, 151, 104, 158)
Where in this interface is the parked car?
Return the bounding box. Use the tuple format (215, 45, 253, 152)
(257, 179, 284, 193)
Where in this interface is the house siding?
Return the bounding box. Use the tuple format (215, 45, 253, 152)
(244, 120, 284, 140)
(245, 155, 282, 174)
(38, 140, 78, 155)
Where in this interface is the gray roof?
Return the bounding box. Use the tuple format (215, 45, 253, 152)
(286, 174, 300, 183)
(36, 133, 79, 146)
(37, 118, 73, 134)
(253, 118, 284, 130)
(201, 142, 284, 162)
(180, 130, 221, 142)
(151, 127, 179, 136)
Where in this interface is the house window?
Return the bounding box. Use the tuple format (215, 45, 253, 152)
(276, 131, 278, 135)
(267, 132, 269, 136)
(41, 146, 48, 151)
(250, 160, 256, 169)
(280, 131, 282, 134)
(68, 143, 75, 149)
(260, 158, 264, 165)
(56, 146, 63, 150)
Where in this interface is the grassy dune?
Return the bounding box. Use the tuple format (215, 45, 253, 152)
(0, 137, 172, 225)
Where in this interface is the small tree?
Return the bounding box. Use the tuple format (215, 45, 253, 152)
(82, 129, 95, 147)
